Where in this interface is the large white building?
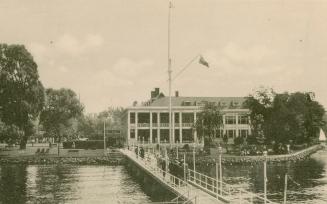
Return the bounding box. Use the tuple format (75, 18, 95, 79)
(122, 88, 251, 146)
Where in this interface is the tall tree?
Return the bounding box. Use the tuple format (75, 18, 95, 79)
(195, 103, 223, 150)
(77, 107, 125, 140)
(40, 88, 83, 155)
(243, 87, 275, 144)
(0, 44, 45, 148)
(244, 88, 326, 147)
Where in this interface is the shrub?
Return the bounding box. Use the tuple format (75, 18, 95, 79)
(183, 144, 190, 151)
(63, 140, 107, 149)
(234, 137, 244, 146)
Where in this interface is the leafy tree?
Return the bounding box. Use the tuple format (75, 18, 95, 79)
(77, 115, 97, 139)
(0, 44, 45, 148)
(40, 88, 83, 155)
(0, 119, 24, 145)
(244, 87, 275, 144)
(244, 88, 325, 147)
(77, 107, 125, 140)
(195, 103, 223, 150)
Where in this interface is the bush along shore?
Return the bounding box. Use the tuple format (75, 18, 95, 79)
(188, 144, 325, 165)
(0, 156, 126, 165)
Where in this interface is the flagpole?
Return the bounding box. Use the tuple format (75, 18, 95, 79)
(168, 0, 173, 146)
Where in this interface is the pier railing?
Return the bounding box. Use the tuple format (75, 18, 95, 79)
(123, 149, 197, 203)
(123, 148, 278, 204)
(188, 169, 277, 204)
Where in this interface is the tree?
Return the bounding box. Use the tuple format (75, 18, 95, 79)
(40, 88, 83, 155)
(0, 44, 45, 148)
(244, 88, 326, 148)
(244, 87, 275, 144)
(195, 103, 223, 150)
(77, 107, 125, 140)
(0, 119, 24, 145)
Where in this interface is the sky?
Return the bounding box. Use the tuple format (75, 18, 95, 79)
(1, 0, 327, 113)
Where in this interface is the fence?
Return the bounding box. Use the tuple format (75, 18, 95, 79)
(188, 169, 277, 204)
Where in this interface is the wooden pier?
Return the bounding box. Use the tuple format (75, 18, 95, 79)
(120, 149, 277, 204)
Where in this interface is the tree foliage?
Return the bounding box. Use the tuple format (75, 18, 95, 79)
(195, 103, 223, 149)
(244, 88, 325, 146)
(0, 119, 24, 145)
(40, 88, 83, 144)
(77, 107, 125, 140)
(0, 44, 45, 148)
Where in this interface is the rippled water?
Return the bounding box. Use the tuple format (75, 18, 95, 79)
(0, 165, 152, 204)
(197, 149, 327, 203)
(2, 150, 327, 203)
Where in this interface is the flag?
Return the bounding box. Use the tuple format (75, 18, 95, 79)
(199, 55, 209, 68)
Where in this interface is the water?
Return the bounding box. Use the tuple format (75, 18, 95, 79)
(197, 149, 327, 203)
(2, 150, 327, 203)
(0, 164, 152, 204)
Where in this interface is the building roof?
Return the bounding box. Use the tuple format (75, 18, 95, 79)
(148, 96, 246, 108)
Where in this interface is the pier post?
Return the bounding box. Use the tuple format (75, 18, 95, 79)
(184, 153, 186, 181)
(284, 174, 288, 204)
(165, 147, 168, 173)
(216, 162, 219, 199)
(263, 151, 267, 204)
(219, 146, 222, 196)
(193, 144, 196, 173)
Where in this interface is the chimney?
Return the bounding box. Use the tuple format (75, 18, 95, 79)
(151, 88, 160, 99)
(155, 88, 159, 96)
(175, 91, 179, 97)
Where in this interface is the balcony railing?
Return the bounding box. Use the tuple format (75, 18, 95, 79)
(182, 123, 194, 127)
(137, 123, 150, 127)
(134, 123, 195, 128)
(160, 123, 169, 127)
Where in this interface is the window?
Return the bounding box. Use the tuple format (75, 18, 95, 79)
(152, 130, 157, 143)
(225, 116, 236, 124)
(160, 129, 169, 143)
(152, 113, 157, 123)
(138, 112, 150, 123)
(238, 115, 249, 124)
(130, 129, 135, 139)
(238, 129, 248, 137)
(182, 113, 194, 123)
(227, 129, 236, 138)
(175, 129, 180, 143)
(174, 112, 180, 123)
(160, 113, 169, 123)
(130, 112, 135, 124)
(182, 101, 192, 106)
(182, 129, 193, 142)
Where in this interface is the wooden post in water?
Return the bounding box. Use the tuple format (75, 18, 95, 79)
(263, 151, 268, 204)
(284, 174, 288, 204)
(219, 146, 223, 196)
(216, 162, 219, 199)
(165, 146, 168, 173)
(193, 144, 196, 173)
(184, 153, 186, 181)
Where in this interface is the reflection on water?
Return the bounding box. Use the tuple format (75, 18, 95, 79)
(197, 149, 327, 203)
(2, 150, 327, 203)
(0, 164, 152, 204)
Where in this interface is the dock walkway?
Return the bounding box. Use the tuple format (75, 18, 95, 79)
(121, 149, 277, 204)
(121, 149, 224, 204)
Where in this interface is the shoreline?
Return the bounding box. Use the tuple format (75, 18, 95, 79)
(189, 144, 325, 165)
(1, 144, 324, 165)
(0, 155, 125, 165)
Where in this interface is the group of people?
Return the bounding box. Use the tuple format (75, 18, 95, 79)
(134, 146, 145, 158)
